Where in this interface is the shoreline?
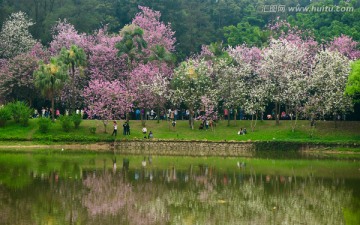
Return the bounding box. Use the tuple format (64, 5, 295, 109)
(0, 140, 359, 157)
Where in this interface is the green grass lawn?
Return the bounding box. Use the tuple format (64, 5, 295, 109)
(0, 118, 359, 144)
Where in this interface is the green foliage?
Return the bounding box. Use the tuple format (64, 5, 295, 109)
(223, 22, 268, 47)
(59, 115, 72, 132)
(0, 105, 12, 127)
(346, 60, 360, 102)
(71, 114, 82, 129)
(33, 57, 68, 121)
(148, 45, 175, 65)
(0, 0, 359, 57)
(116, 24, 147, 65)
(89, 126, 96, 134)
(38, 117, 52, 133)
(7, 101, 32, 126)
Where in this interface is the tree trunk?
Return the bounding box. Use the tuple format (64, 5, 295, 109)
(157, 105, 160, 123)
(141, 108, 146, 126)
(71, 64, 76, 114)
(234, 108, 237, 126)
(227, 109, 230, 126)
(189, 107, 194, 129)
(334, 114, 337, 128)
(275, 102, 280, 125)
(51, 96, 55, 122)
(103, 120, 108, 133)
(291, 110, 298, 132)
(251, 113, 258, 132)
(126, 112, 130, 123)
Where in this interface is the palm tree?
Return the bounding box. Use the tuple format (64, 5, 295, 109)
(59, 45, 86, 114)
(34, 57, 68, 121)
(116, 24, 147, 71)
(116, 25, 147, 122)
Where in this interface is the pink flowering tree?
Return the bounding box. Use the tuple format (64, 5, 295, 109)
(129, 63, 170, 125)
(129, 63, 158, 126)
(0, 43, 48, 105)
(49, 20, 92, 111)
(1, 53, 39, 105)
(199, 95, 218, 123)
(87, 28, 124, 81)
(328, 35, 360, 60)
(132, 6, 176, 56)
(113, 6, 176, 123)
(83, 79, 133, 133)
(49, 19, 89, 55)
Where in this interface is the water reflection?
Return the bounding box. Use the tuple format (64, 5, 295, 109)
(0, 155, 358, 225)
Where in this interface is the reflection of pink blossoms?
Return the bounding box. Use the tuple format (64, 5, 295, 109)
(83, 173, 135, 216)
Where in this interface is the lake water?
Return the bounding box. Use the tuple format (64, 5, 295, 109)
(0, 151, 359, 225)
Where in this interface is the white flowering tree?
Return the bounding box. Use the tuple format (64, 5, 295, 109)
(308, 50, 353, 125)
(228, 46, 268, 131)
(143, 73, 170, 123)
(171, 58, 214, 129)
(260, 39, 309, 126)
(0, 12, 37, 58)
(214, 58, 248, 126)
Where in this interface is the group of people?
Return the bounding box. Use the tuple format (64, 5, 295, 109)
(123, 122, 130, 135)
(142, 126, 153, 139)
(237, 128, 247, 135)
(33, 107, 85, 119)
(199, 118, 214, 130)
(112, 121, 154, 139)
(112, 121, 131, 136)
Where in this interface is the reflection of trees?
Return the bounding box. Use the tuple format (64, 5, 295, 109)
(82, 171, 169, 225)
(0, 164, 356, 225)
(164, 176, 352, 225)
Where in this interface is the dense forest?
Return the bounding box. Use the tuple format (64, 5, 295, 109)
(1, 0, 360, 58)
(0, 0, 359, 123)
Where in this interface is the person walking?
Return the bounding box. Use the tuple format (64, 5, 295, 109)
(112, 121, 118, 136)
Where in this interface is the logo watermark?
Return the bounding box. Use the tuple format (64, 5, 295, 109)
(259, 4, 354, 13)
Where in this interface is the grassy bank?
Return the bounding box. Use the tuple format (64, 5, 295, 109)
(0, 118, 359, 144)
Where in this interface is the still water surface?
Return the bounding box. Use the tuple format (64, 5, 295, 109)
(0, 151, 359, 225)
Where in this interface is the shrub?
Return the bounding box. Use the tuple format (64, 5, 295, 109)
(71, 114, 82, 129)
(0, 105, 12, 127)
(8, 101, 32, 126)
(38, 117, 52, 133)
(89, 126, 96, 134)
(59, 115, 72, 132)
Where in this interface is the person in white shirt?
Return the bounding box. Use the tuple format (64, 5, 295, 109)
(142, 127, 147, 138)
(111, 121, 118, 136)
